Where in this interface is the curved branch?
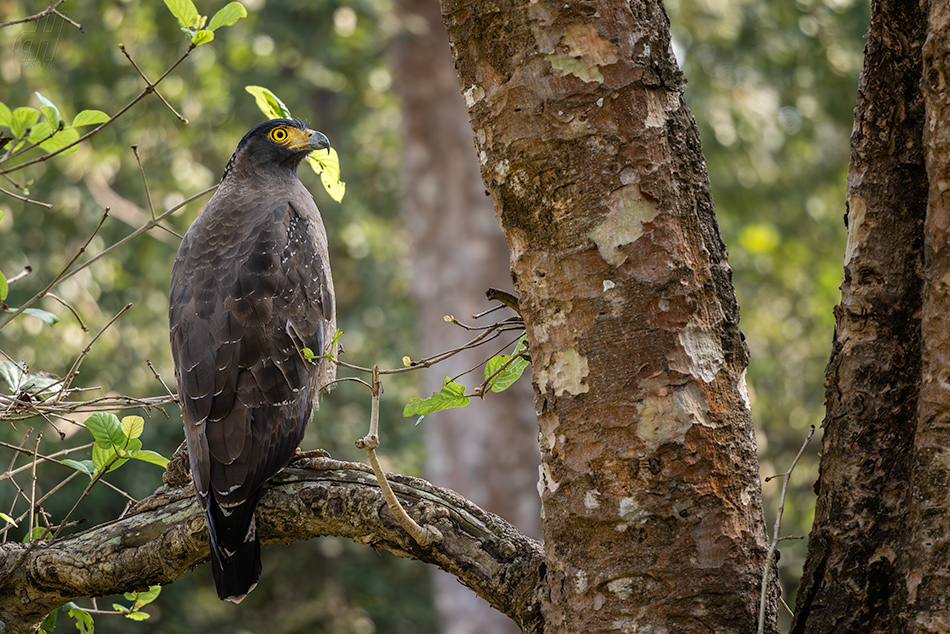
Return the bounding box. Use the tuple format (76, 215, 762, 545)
(0, 458, 545, 634)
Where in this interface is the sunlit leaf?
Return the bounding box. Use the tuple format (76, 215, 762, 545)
(192, 29, 214, 45)
(65, 604, 94, 634)
(130, 449, 170, 468)
(38, 126, 80, 154)
(34, 92, 59, 124)
(208, 2, 247, 31)
(123, 612, 151, 621)
(85, 412, 126, 448)
(0, 102, 10, 128)
(71, 109, 110, 127)
(121, 415, 145, 440)
(92, 442, 127, 472)
(124, 585, 162, 605)
(10, 107, 40, 138)
(0, 271, 6, 302)
(164, 0, 199, 29)
(484, 334, 530, 393)
(245, 85, 292, 119)
(307, 148, 346, 202)
(0, 512, 17, 527)
(403, 377, 470, 417)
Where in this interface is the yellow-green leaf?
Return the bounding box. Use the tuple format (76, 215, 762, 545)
(307, 148, 346, 202)
(71, 110, 110, 127)
(208, 2, 247, 31)
(10, 107, 40, 138)
(121, 415, 145, 440)
(192, 29, 214, 45)
(164, 0, 199, 29)
(245, 85, 292, 119)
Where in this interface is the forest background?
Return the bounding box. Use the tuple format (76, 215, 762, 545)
(0, 0, 868, 632)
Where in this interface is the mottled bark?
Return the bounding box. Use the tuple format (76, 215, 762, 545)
(907, 2, 950, 629)
(790, 1, 927, 632)
(439, 1, 773, 632)
(0, 459, 544, 634)
(391, 1, 541, 632)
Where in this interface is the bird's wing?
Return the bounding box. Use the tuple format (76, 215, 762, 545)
(169, 194, 333, 509)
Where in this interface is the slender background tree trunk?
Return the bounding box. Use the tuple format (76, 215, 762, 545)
(392, 2, 541, 632)
(439, 0, 775, 631)
(791, 1, 928, 631)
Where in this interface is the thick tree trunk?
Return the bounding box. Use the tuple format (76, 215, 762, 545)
(438, 1, 774, 631)
(907, 2, 950, 629)
(791, 1, 928, 632)
(391, 2, 541, 633)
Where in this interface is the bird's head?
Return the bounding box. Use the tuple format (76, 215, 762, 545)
(221, 118, 330, 181)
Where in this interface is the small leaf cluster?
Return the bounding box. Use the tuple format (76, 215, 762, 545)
(163, 0, 247, 45)
(40, 587, 162, 633)
(0, 92, 108, 159)
(0, 360, 60, 400)
(246, 85, 347, 202)
(61, 413, 169, 478)
(403, 334, 530, 419)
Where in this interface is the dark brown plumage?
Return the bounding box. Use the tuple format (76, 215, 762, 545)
(169, 119, 336, 602)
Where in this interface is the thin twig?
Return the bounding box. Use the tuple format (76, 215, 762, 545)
(45, 292, 87, 331)
(0, 208, 110, 329)
(355, 366, 441, 547)
(28, 433, 41, 540)
(0, 440, 94, 481)
(0, 0, 79, 30)
(58, 303, 132, 397)
(119, 45, 188, 123)
(0, 186, 52, 208)
(758, 425, 815, 634)
(5, 266, 33, 285)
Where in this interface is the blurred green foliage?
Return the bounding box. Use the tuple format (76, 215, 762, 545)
(667, 0, 869, 612)
(0, 0, 870, 630)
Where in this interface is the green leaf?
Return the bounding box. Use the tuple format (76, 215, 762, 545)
(130, 449, 170, 469)
(117, 437, 143, 457)
(0, 102, 11, 128)
(301, 347, 315, 363)
(484, 334, 530, 393)
(39, 607, 57, 634)
(23, 524, 50, 542)
(0, 512, 17, 527)
(71, 109, 110, 127)
(124, 611, 151, 621)
(164, 0, 199, 29)
(245, 85, 292, 119)
(124, 585, 162, 605)
(66, 603, 94, 634)
(120, 415, 145, 440)
(61, 459, 96, 477)
(307, 148, 346, 202)
(38, 126, 80, 154)
(35, 92, 59, 124)
(0, 271, 7, 302)
(10, 107, 40, 138)
(28, 120, 54, 142)
(192, 29, 214, 45)
(85, 412, 126, 448)
(208, 2, 247, 31)
(92, 442, 127, 472)
(403, 377, 470, 417)
(9, 307, 60, 326)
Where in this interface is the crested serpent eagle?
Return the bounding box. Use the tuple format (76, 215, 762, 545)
(169, 119, 336, 602)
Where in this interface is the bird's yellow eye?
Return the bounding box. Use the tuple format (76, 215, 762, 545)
(270, 127, 288, 143)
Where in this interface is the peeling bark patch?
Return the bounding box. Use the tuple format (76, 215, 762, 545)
(844, 194, 866, 266)
(588, 185, 658, 267)
(538, 349, 590, 396)
(545, 24, 619, 84)
(677, 318, 725, 383)
(636, 381, 708, 449)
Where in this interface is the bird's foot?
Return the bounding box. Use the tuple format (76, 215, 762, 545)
(290, 447, 332, 466)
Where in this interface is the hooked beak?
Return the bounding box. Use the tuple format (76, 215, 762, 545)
(307, 130, 330, 152)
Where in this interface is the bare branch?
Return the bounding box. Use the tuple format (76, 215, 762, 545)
(0, 0, 79, 31)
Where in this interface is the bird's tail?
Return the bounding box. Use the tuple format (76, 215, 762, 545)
(205, 495, 263, 603)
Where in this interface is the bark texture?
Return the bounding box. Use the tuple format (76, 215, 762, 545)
(0, 459, 544, 634)
(439, 1, 773, 631)
(791, 1, 927, 632)
(907, 2, 950, 629)
(392, 1, 541, 632)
